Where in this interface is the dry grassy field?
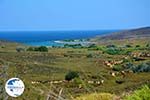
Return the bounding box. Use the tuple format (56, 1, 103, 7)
(0, 36, 150, 100)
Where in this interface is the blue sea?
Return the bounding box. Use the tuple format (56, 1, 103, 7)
(0, 30, 116, 46)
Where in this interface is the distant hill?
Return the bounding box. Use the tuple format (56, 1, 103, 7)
(94, 27, 150, 41)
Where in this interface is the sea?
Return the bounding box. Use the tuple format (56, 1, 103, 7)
(0, 30, 116, 46)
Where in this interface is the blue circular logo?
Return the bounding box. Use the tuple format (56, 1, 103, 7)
(5, 78, 25, 97)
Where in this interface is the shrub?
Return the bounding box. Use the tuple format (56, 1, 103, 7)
(64, 44, 82, 48)
(113, 66, 123, 71)
(16, 47, 25, 52)
(146, 44, 150, 50)
(73, 78, 82, 85)
(135, 45, 140, 48)
(146, 44, 150, 47)
(104, 48, 126, 55)
(116, 80, 124, 84)
(124, 85, 150, 100)
(87, 44, 103, 51)
(27, 46, 48, 52)
(125, 62, 150, 73)
(65, 71, 79, 81)
(88, 44, 97, 48)
(35, 46, 48, 52)
(86, 54, 93, 58)
(132, 62, 150, 73)
(125, 63, 134, 69)
(1, 45, 5, 48)
(133, 57, 145, 61)
(106, 44, 116, 48)
(27, 47, 35, 51)
(126, 44, 132, 48)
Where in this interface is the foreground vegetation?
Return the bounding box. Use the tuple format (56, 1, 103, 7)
(0, 36, 150, 100)
(124, 85, 150, 100)
(75, 93, 114, 100)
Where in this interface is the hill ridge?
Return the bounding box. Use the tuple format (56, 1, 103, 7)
(94, 27, 150, 41)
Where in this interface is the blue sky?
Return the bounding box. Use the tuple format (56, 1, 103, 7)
(0, 0, 149, 31)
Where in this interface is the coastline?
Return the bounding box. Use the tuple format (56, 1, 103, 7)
(22, 40, 96, 47)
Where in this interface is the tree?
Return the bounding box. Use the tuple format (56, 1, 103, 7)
(65, 71, 79, 81)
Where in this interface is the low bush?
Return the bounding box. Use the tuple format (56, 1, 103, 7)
(125, 44, 132, 48)
(146, 44, 150, 48)
(27, 47, 34, 51)
(88, 44, 97, 48)
(116, 79, 125, 84)
(34, 46, 48, 52)
(27, 46, 48, 52)
(86, 54, 93, 58)
(16, 47, 25, 52)
(113, 66, 123, 71)
(65, 71, 79, 81)
(125, 62, 150, 73)
(73, 77, 82, 85)
(64, 44, 83, 48)
(104, 48, 126, 55)
(124, 85, 150, 100)
(133, 57, 145, 61)
(132, 62, 150, 73)
(106, 44, 116, 48)
(135, 45, 140, 48)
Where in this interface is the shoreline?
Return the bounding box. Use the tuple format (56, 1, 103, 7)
(22, 39, 96, 47)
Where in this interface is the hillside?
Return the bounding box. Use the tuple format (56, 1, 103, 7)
(94, 27, 150, 41)
(0, 27, 150, 99)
